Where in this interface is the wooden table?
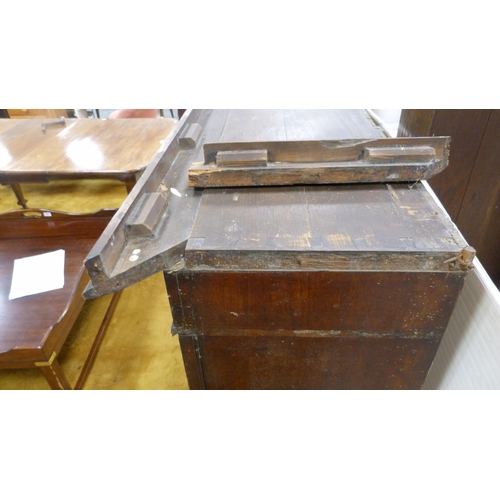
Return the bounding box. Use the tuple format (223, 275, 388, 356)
(0, 208, 120, 389)
(82, 110, 475, 390)
(0, 118, 177, 207)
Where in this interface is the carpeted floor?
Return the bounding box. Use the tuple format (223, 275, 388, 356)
(0, 180, 189, 390)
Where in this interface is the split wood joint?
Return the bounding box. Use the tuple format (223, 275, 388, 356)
(443, 246, 476, 269)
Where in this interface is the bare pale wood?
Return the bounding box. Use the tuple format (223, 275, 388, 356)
(216, 149, 268, 167)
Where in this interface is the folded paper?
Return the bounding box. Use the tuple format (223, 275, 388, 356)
(9, 249, 65, 300)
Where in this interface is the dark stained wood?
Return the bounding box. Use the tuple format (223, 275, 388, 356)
(179, 123, 202, 149)
(189, 137, 450, 188)
(199, 335, 442, 390)
(0, 208, 120, 389)
(185, 183, 469, 272)
(125, 192, 169, 237)
(84, 109, 230, 298)
(398, 110, 500, 280)
(203, 137, 449, 164)
(86, 110, 474, 390)
(455, 110, 500, 279)
(177, 334, 205, 390)
(398, 110, 490, 221)
(171, 266, 468, 390)
(398, 110, 436, 138)
(189, 157, 446, 188)
(172, 270, 465, 334)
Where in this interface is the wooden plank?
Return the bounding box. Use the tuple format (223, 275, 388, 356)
(216, 149, 268, 167)
(427, 110, 491, 221)
(179, 123, 202, 149)
(176, 270, 466, 335)
(397, 109, 436, 137)
(83, 111, 459, 298)
(199, 334, 440, 390)
(400, 110, 491, 222)
(188, 159, 446, 188)
(202, 137, 448, 164)
(125, 192, 169, 237)
(363, 145, 435, 160)
(185, 183, 470, 271)
(456, 109, 500, 280)
(219, 109, 289, 142)
(84, 110, 232, 298)
(189, 137, 450, 187)
(172, 259, 470, 389)
(216, 110, 386, 143)
(335, 109, 387, 138)
(281, 109, 386, 140)
(399, 110, 500, 280)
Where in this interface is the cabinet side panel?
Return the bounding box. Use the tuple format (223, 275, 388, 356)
(427, 109, 491, 221)
(200, 334, 440, 390)
(456, 110, 500, 281)
(397, 109, 435, 138)
(177, 334, 205, 390)
(183, 271, 466, 335)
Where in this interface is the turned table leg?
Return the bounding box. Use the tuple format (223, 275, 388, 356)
(10, 183, 28, 208)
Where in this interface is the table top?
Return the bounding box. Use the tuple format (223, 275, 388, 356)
(0, 209, 115, 366)
(84, 109, 472, 299)
(0, 118, 177, 180)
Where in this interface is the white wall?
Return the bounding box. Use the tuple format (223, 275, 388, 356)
(422, 181, 500, 389)
(423, 259, 500, 389)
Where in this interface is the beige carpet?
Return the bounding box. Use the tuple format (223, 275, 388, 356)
(0, 180, 189, 390)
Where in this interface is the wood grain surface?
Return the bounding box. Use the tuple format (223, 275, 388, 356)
(398, 109, 500, 282)
(81, 110, 473, 390)
(0, 209, 115, 368)
(0, 118, 176, 179)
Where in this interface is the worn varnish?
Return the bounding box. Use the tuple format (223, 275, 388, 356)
(85, 110, 474, 390)
(188, 137, 450, 188)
